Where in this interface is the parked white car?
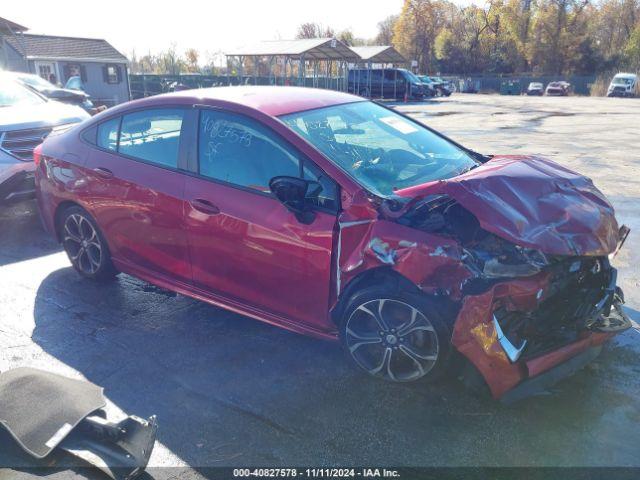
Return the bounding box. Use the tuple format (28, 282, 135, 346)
(0, 74, 89, 204)
(607, 73, 638, 98)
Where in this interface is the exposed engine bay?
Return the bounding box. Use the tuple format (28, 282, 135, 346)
(382, 190, 631, 362)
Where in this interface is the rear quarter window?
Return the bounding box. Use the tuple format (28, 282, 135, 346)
(96, 117, 120, 151)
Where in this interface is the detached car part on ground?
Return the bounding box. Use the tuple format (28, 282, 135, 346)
(35, 87, 631, 403)
(0, 368, 157, 479)
(0, 74, 89, 205)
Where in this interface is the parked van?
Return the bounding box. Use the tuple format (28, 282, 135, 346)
(607, 73, 638, 97)
(348, 68, 426, 100)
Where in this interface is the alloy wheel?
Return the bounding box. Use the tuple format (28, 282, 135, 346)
(344, 299, 439, 382)
(63, 213, 103, 275)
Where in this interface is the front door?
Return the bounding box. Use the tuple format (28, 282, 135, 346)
(82, 108, 192, 283)
(184, 109, 339, 331)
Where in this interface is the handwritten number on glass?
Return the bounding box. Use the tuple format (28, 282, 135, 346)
(203, 117, 252, 158)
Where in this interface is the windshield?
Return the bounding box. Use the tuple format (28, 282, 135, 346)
(19, 74, 54, 90)
(402, 69, 421, 84)
(0, 78, 45, 107)
(613, 77, 634, 85)
(280, 101, 477, 197)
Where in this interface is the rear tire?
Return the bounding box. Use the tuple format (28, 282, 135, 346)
(59, 206, 117, 281)
(339, 283, 451, 383)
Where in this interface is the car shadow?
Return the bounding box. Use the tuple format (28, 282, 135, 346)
(11, 267, 640, 471)
(0, 201, 61, 267)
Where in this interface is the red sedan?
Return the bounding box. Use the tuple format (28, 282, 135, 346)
(35, 86, 630, 402)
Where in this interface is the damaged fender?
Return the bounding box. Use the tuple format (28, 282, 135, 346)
(335, 215, 473, 301)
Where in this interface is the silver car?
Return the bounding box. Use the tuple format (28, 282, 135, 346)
(0, 74, 89, 204)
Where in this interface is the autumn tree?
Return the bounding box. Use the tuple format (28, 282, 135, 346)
(296, 23, 335, 39)
(184, 48, 199, 73)
(376, 15, 399, 45)
(394, 0, 449, 72)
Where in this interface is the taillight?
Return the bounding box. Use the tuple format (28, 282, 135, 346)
(33, 144, 43, 167)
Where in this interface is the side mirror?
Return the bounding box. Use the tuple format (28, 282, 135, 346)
(269, 176, 322, 224)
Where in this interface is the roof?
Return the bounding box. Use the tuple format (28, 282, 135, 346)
(226, 38, 359, 61)
(0, 16, 28, 34)
(138, 86, 363, 117)
(350, 46, 406, 64)
(4, 33, 127, 62)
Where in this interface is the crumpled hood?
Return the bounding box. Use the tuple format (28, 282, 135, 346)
(397, 155, 619, 256)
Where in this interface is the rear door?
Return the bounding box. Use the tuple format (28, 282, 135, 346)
(184, 108, 340, 331)
(82, 107, 192, 283)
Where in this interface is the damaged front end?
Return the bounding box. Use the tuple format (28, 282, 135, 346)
(336, 155, 631, 401)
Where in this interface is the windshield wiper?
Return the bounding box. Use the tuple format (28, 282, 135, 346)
(457, 163, 480, 176)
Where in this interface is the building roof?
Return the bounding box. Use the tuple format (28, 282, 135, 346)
(350, 46, 406, 64)
(5, 33, 128, 62)
(0, 16, 28, 34)
(226, 38, 359, 61)
(126, 86, 363, 117)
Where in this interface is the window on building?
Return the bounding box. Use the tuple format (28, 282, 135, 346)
(104, 64, 121, 84)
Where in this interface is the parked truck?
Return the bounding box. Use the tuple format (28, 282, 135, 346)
(607, 73, 638, 97)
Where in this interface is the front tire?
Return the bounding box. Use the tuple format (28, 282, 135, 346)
(339, 285, 451, 383)
(59, 206, 117, 281)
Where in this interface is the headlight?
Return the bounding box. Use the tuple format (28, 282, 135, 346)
(463, 234, 549, 278)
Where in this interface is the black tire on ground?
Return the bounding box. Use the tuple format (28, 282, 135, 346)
(339, 283, 452, 383)
(58, 206, 117, 281)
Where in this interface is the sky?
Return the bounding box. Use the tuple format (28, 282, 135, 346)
(3, 0, 413, 64)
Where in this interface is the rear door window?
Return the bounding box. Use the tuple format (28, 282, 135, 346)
(118, 108, 184, 168)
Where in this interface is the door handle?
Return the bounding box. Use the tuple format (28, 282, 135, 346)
(190, 198, 220, 215)
(93, 167, 114, 179)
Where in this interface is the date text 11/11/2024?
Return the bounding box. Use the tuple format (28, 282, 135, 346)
(233, 468, 401, 478)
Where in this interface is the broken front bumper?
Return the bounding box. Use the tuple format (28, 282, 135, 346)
(452, 269, 631, 401)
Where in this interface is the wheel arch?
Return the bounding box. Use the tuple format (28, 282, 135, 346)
(53, 201, 91, 243)
(332, 266, 460, 330)
(331, 267, 421, 326)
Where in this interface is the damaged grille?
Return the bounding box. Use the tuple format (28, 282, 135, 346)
(0, 127, 52, 161)
(494, 256, 610, 358)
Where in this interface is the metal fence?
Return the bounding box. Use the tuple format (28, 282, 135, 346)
(130, 72, 600, 101)
(129, 73, 350, 100)
(442, 74, 597, 95)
